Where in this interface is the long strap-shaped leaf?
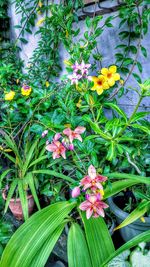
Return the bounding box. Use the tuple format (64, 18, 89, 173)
(106, 172, 150, 185)
(114, 200, 150, 230)
(18, 180, 28, 221)
(0, 201, 75, 267)
(4, 179, 18, 213)
(0, 169, 13, 188)
(26, 173, 41, 210)
(68, 223, 92, 267)
(32, 169, 75, 183)
(81, 213, 115, 267)
(104, 179, 138, 199)
(31, 221, 66, 267)
(102, 230, 150, 267)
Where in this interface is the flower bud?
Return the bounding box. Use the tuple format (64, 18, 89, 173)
(42, 130, 48, 138)
(71, 187, 80, 198)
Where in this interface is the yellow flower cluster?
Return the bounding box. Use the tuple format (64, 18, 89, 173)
(21, 85, 32, 96)
(4, 91, 15, 101)
(90, 65, 120, 95)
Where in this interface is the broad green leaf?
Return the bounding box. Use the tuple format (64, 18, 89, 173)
(114, 200, 150, 230)
(31, 222, 66, 267)
(68, 223, 92, 267)
(32, 169, 75, 183)
(102, 230, 150, 266)
(4, 179, 18, 214)
(0, 201, 75, 267)
(106, 173, 150, 186)
(81, 213, 115, 267)
(104, 180, 138, 199)
(104, 103, 127, 122)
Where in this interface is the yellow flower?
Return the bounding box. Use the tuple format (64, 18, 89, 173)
(0, 145, 12, 152)
(4, 91, 15, 101)
(36, 18, 45, 26)
(90, 75, 109, 95)
(119, 79, 124, 85)
(66, 30, 69, 38)
(76, 98, 82, 108)
(64, 123, 71, 128)
(38, 1, 43, 8)
(63, 59, 72, 66)
(101, 65, 120, 87)
(45, 81, 50, 87)
(21, 85, 32, 96)
(140, 217, 145, 223)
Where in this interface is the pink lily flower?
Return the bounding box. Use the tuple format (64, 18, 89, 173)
(46, 133, 66, 159)
(72, 186, 80, 198)
(63, 126, 86, 143)
(80, 165, 107, 191)
(79, 193, 108, 219)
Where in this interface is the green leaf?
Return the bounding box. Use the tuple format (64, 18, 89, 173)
(0, 201, 75, 267)
(28, 155, 47, 168)
(31, 222, 66, 267)
(4, 179, 18, 213)
(106, 141, 116, 161)
(141, 46, 147, 57)
(131, 123, 150, 134)
(132, 73, 142, 83)
(18, 180, 28, 220)
(81, 213, 115, 267)
(130, 111, 150, 123)
(102, 230, 150, 266)
(22, 139, 39, 177)
(27, 173, 41, 210)
(104, 180, 139, 199)
(68, 223, 92, 267)
(114, 200, 150, 230)
(0, 169, 13, 188)
(104, 103, 127, 121)
(32, 170, 75, 183)
(106, 172, 150, 185)
(19, 38, 28, 44)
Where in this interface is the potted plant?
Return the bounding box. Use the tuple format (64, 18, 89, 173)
(0, 130, 48, 220)
(108, 183, 150, 242)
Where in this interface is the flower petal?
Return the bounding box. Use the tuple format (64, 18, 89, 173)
(88, 165, 96, 179)
(109, 65, 117, 74)
(101, 68, 109, 75)
(46, 143, 57, 152)
(108, 78, 115, 87)
(86, 208, 93, 219)
(79, 201, 91, 211)
(114, 73, 120, 81)
(63, 128, 72, 137)
(74, 126, 86, 134)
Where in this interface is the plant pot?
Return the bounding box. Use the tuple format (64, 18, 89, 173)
(108, 197, 150, 242)
(2, 190, 34, 220)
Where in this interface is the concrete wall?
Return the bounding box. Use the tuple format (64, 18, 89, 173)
(8, 1, 150, 118)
